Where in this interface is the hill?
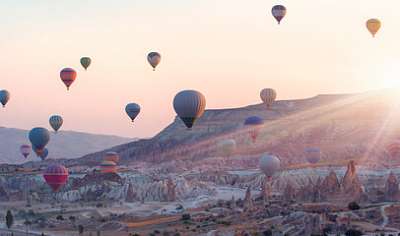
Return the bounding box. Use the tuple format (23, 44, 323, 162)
(0, 127, 133, 164)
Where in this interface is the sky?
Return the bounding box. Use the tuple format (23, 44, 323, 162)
(1, 0, 400, 138)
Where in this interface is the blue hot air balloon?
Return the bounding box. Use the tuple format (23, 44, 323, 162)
(125, 103, 141, 122)
(29, 127, 50, 151)
(0, 90, 10, 108)
(173, 90, 206, 129)
(244, 116, 264, 142)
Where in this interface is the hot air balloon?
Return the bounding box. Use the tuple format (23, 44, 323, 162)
(305, 147, 321, 164)
(20, 144, 31, 159)
(0, 90, 10, 108)
(43, 164, 69, 192)
(104, 151, 120, 163)
(147, 52, 161, 71)
(272, 5, 286, 24)
(36, 148, 49, 161)
(244, 116, 264, 143)
(125, 103, 141, 122)
(173, 90, 206, 129)
(217, 139, 236, 157)
(366, 18, 381, 37)
(386, 141, 400, 159)
(259, 154, 281, 177)
(60, 68, 77, 90)
(80, 57, 91, 70)
(100, 161, 117, 174)
(260, 88, 277, 108)
(49, 115, 63, 133)
(29, 127, 50, 153)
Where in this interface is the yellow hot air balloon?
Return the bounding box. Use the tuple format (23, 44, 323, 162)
(366, 18, 381, 37)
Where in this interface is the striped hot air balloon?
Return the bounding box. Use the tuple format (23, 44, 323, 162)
(147, 52, 161, 71)
(173, 90, 206, 129)
(244, 116, 264, 143)
(43, 164, 69, 192)
(49, 115, 63, 132)
(29, 127, 50, 153)
(271, 5, 286, 24)
(104, 151, 120, 163)
(260, 88, 277, 108)
(60, 68, 77, 90)
(100, 161, 117, 174)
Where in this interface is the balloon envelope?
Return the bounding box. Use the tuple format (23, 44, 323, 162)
(260, 88, 277, 108)
(80, 57, 91, 70)
(100, 161, 117, 173)
(39, 148, 49, 161)
(217, 139, 236, 157)
(125, 103, 141, 122)
(259, 154, 281, 177)
(104, 151, 120, 163)
(43, 164, 69, 192)
(20, 144, 31, 158)
(173, 90, 206, 129)
(49, 115, 63, 132)
(244, 116, 264, 142)
(305, 147, 321, 164)
(60, 68, 77, 90)
(366, 18, 381, 37)
(386, 141, 400, 158)
(0, 90, 10, 108)
(147, 52, 161, 70)
(272, 5, 286, 24)
(29, 127, 50, 150)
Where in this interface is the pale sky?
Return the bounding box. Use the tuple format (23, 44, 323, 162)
(1, 0, 400, 138)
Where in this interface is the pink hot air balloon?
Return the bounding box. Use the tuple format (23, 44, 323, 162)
(104, 152, 120, 163)
(20, 144, 31, 158)
(60, 68, 77, 91)
(43, 165, 69, 192)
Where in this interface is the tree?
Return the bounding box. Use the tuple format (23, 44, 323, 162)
(78, 225, 84, 235)
(5, 210, 13, 229)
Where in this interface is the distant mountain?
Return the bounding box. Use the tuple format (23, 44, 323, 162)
(56, 89, 400, 169)
(0, 127, 134, 164)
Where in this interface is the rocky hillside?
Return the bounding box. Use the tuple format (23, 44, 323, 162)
(66, 90, 400, 168)
(0, 127, 133, 164)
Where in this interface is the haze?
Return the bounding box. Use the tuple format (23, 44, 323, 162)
(1, 0, 399, 137)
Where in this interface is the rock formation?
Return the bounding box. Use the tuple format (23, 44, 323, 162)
(385, 172, 400, 201)
(125, 183, 137, 202)
(341, 161, 363, 201)
(243, 186, 253, 211)
(166, 178, 176, 202)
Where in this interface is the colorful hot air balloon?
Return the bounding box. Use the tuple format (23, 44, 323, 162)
(0, 90, 10, 108)
(305, 147, 321, 164)
(49, 115, 63, 132)
(20, 144, 31, 159)
(60, 68, 77, 90)
(100, 161, 117, 174)
(147, 52, 161, 71)
(29, 127, 50, 153)
(259, 154, 281, 177)
(43, 164, 69, 192)
(104, 151, 120, 163)
(366, 18, 381, 37)
(217, 139, 236, 157)
(125, 103, 141, 122)
(173, 90, 206, 129)
(80, 57, 91, 70)
(244, 116, 264, 143)
(260, 88, 277, 108)
(271, 5, 286, 24)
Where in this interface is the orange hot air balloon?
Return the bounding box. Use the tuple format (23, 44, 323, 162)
(43, 164, 69, 192)
(60, 68, 77, 90)
(366, 18, 381, 37)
